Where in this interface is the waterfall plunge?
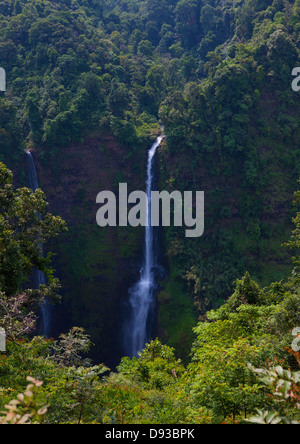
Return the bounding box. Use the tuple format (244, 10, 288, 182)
(124, 136, 164, 357)
(25, 150, 51, 337)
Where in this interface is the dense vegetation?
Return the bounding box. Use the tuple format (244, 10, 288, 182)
(1, 0, 299, 158)
(0, 0, 299, 423)
(0, 162, 299, 424)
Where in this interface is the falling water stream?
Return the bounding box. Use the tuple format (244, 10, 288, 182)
(25, 134, 164, 350)
(124, 135, 164, 357)
(25, 150, 50, 337)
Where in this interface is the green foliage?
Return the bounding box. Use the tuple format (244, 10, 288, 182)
(0, 377, 48, 424)
(0, 0, 299, 425)
(0, 163, 67, 300)
(50, 327, 93, 368)
(246, 365, 300, 424)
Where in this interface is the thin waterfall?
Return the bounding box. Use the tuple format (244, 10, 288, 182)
(25, 150, 50, 337)
(124, 135, 164, 357)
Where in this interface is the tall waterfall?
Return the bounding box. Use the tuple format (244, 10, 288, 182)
(124, 135, 164, 357)
(25, 150, 50, 337)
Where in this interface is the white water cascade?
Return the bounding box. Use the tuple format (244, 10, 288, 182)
(124, 135, 164, 357)
(25, 150, 50, 337)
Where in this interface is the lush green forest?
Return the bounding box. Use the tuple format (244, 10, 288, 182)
(0, 161, 299, 424)
(0, 0, 300, 424)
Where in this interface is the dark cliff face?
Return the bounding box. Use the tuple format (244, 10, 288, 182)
(34, 133, 146, 367)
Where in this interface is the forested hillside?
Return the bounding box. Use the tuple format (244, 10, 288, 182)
(0, 0, 299, 424)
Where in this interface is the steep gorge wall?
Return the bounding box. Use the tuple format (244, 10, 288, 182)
(16, 91, 299, 367)
(8, 118, 297, 369)
(33, 133, 148, 367)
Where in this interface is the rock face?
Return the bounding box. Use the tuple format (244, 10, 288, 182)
(34, 133, 146, 367)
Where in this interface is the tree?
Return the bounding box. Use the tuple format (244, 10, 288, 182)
(0, 292, 37, 342)
(50, 327, 93, 368)
(108, 82, 130, 117)
(137, 40, 154, 57)
(175, 0, 200, 48)
(0, 99, 23, 165)
(0, 377, 48, 424)
(0, 163, 67, 302)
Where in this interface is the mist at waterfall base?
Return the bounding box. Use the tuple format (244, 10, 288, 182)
(123, 136, 164, 358)
(25, 150, 51, 337)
